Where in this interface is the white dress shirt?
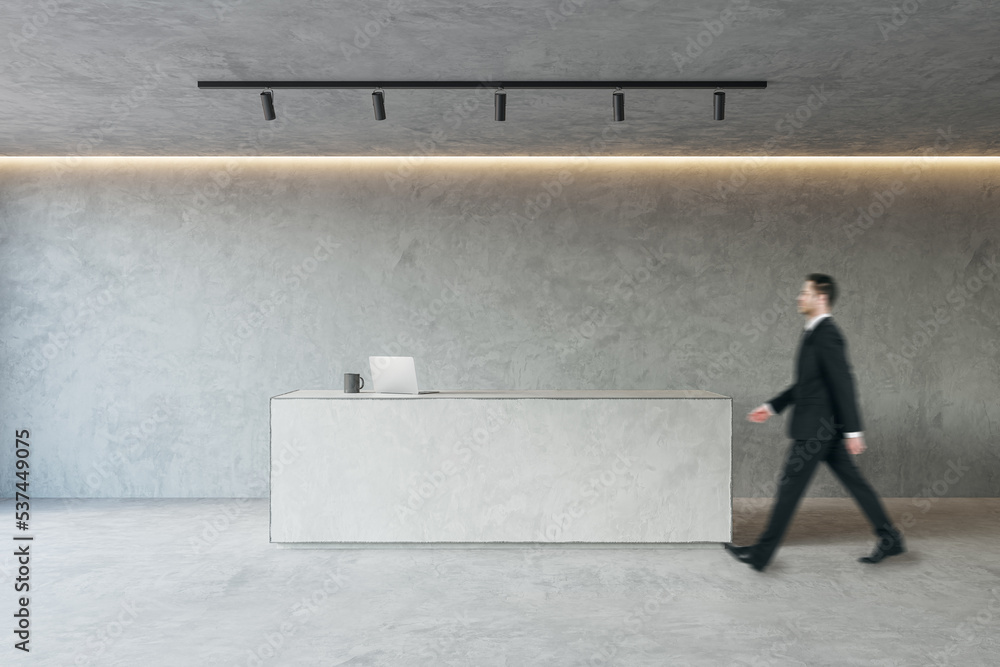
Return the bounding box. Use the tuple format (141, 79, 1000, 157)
(761, 313, 863, 439)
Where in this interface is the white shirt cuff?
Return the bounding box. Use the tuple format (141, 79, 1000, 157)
(844, 431, 863, 439)
(763, 403, 776, 416)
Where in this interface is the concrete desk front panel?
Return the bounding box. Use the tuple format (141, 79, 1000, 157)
(269, 390, 732, 544)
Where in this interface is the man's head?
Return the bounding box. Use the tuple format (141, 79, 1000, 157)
(798, 273, 836, 317)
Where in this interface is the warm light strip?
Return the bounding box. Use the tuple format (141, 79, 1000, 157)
(2, 156, 1000, 161)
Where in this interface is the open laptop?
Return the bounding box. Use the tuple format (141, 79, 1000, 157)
(368, 356, 438, 394)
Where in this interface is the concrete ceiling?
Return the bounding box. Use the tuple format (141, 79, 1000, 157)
(1, 0, 998, 156)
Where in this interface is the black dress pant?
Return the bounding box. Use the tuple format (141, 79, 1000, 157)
(751, 435, 896, 567)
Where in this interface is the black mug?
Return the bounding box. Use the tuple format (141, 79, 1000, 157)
(344, 373, 365, 393)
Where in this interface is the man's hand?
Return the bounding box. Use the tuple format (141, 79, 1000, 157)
(846, 435, 866, 455)
(747, 406, 771, 423)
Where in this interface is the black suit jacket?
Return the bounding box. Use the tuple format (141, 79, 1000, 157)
(767, 317, 863, 441)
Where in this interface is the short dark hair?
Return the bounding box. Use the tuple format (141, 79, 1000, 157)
(807, 273, 837, 308)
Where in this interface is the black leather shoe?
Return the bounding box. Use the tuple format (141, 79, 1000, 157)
(724, 543, 765, 571)
(723, 543, 752, 557)
(859, 534, 906, 564)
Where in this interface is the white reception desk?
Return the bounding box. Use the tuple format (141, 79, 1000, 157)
(270, 390, 732, 545)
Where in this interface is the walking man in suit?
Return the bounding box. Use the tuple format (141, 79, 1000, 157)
(725, 273, 905, 572)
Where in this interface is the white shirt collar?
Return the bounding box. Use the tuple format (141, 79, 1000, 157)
(805, 312, 831, 332)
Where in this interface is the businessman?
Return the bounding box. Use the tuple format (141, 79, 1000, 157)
(725, 274, 905, 572)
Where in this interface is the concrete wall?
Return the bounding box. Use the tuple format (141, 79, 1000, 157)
(1, 157, 997, 498)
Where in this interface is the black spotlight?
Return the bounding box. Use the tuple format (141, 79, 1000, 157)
(372, 89, 386, 121)
(714, 90, 725, 121)
(260, 89, 276, 121)
(495, 89, 506, 121)
(613, 88, 625, 122)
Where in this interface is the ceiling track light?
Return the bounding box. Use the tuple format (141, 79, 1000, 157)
(200, 80, 766, 89)
(372, 88, 386, 121)
(260, 88, 276, 121)
(200, 80, 766, 123)
(495, 88, 506, 122)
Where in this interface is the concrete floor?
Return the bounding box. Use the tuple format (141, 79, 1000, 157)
(1, 498, 998, 666)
